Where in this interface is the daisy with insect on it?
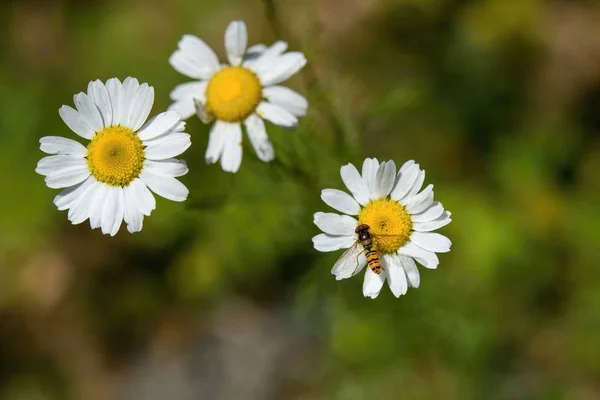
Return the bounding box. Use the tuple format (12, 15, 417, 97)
(168, 20, 307, 173)
(312, 158, 452, 299)
(36, 77, 191, 236)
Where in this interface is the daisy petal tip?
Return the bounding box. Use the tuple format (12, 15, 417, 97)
(106, 77, 121, 85)
(168, 51, 179, 67)
(312, 212, 323, 224)
(296, 53, 308, 67)
(123, 76, 139, 86)
(180, 34, 195, 45)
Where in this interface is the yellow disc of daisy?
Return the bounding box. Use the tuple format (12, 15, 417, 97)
(86, 126, 145, 187)
(358, 199, 412, 254)
(205, 66, 262, 122)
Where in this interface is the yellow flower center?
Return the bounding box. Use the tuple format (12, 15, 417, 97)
(86, 126, 144, 187)
(205, 66, 262, 122)
(358, 199, 412, 254)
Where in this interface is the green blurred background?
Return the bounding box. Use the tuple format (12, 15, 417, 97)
(1, 0, 600, 398)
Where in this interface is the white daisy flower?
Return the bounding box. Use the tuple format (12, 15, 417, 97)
(36, 77, 191, 236)
(312, 158, 453, 299)
(168, 20, 308, 173)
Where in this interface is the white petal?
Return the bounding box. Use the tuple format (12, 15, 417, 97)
(140, 170, 188, 202)
(390, 163, 419, 201)
(111, 188, 125, 236)
(412, 202, 444, 223)
(101, 187, 124, 236)
(137, 111, 181, 141)
(87, 80, 112, 128)
(67, 181, 99, 225)
(142, 119, 188, 146)
(44, 166, 90, 189)
(144, 133, 191, 160)
(263, 86, 308, 117)
(169, 51, 216, 81)
(53, 176, 95, 210)
(321, 189, 361, 215)
(399, 160, 415, 174)
(407, 170, 426, 198)
(313, 212, 357, 235)
(169, 34, 220, 80)
(168, 99, 197, 121)
(245, 43, 267, 58)
(413, 212, 452, 232)
(128, 178, 156, 216)
(58, 105, 94, 139)
(411, 232, 452, 253)
(73, 92, 103, 133)
(403, 184, 434, 214)
(205, 121, 227, 164)
(376, 160, 396, 199)
(170, 120, 186, 133)
(399, 255, 420, 288)
(312, 233, 356, 252)
(361, 158, 380, 200)
(244, 41, 288, 71)
(256, 101, 298, 128)
(397, 241, 439, 269)
(144, 159, 188, 177)
(220, 122, 243, 173)
(331, 244, 366, 280)
(89, 183, 109, 229)
(36, 155, 86, 176)
(340, 163, 370, 206)
(225, 20, 247, 66)
(256, 52, 306, 86)
(128, 83, 154, 131)
(106, 78, 121, 124)
(114, 77, 140, 127)
(168, 81, 208, 120)
(362, 267, 386, 299)
(40, 136, 87, 156)
(170, 81, 208, 101)
(123, 185, 144, 233)
(384, 254, 407, 297)
(244, 114, 274, 162)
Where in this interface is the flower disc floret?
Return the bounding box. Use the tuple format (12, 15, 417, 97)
(205, 66, 262, 122)
(86, 126, 144, 187)
(358, 199, 412, 254)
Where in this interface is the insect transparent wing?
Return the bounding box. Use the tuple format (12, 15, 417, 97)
(331, 242, 367, 281)
(194, 98, 214, 124)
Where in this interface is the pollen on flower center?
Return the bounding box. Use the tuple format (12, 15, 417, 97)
(205, 66, 262, 122)
(358, 199, 412, 254)
(86, 126, 144, 187)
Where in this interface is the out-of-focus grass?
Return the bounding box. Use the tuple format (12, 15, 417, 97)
(1, 0, 600, 399)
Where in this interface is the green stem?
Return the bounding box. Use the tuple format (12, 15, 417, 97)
(261, 0, 349, 154)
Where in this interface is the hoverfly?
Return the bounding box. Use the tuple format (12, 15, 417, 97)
(331, 224, 385, 279)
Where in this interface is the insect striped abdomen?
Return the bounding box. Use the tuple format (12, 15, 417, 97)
(364, 246, 382, 274)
